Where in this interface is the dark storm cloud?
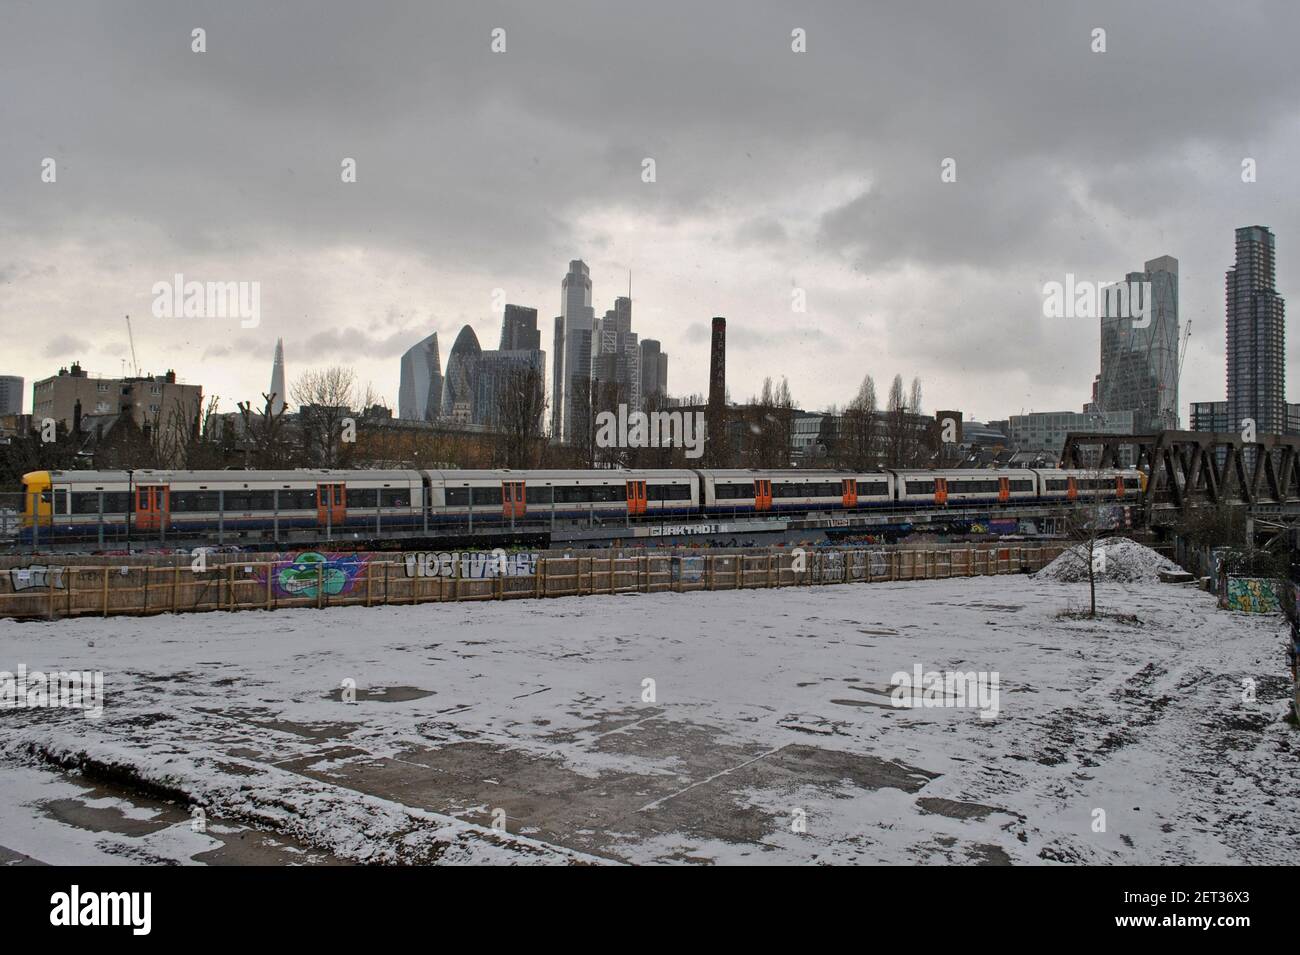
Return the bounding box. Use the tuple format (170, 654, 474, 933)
(1, 0, 1298, 416)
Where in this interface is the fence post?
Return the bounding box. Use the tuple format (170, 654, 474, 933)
(102, 566, 109, 616)
(316, 564, 323, 609)
(265, 563, 273, 610)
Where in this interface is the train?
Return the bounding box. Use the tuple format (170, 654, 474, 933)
(17, 466, 1145, 545)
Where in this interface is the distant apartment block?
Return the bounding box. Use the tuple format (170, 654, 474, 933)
(0, 375, 24, 415)
(31, 362, 202, 433)
(1008, 409, 1135, 466)
(1226, 226, 1287, 435)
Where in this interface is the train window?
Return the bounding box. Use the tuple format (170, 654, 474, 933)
(280, 489, 317, 509)
(470, 487, 500, 506)
(906, 480, 936, 494)
(560, 485, 589, 504)
(587, 485, 623, 503)
(1046, 479, 1068, 491)
(349, 488, 378, 508)
(650, 483, 691, 501)
(40, 489, 68, 512)
(379, 488, 410, 508)
(171, 491, 220, 512)
(222, 491, 276, 511)
(527, 485, 553, 505)
(856, 481, 888, 496)
(714, 483, 750, 500)
(445, 488, 469, 506)
(1010, 480, 1034, 492)
(72, 491, 129, 514)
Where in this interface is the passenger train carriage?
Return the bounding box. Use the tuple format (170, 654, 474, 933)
(18, 466, 1145, 544)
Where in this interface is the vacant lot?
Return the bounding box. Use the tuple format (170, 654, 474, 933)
(0, 575, 1294, 864)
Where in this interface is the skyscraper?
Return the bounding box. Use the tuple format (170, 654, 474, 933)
(559, 260, 594, 442)
(499, 304, 541, 352)
(1097, 255, 1179, 431)
(639, 339, 668, 400)
(398, 332, 442, 421)
(592, 296, 640, 411)
(268, 338, 287, 415)
(441, 325, 482, 424)
(550, 316, 564, 438)
(0, 375, 23, 415)
(1226, 226, 1286, 436)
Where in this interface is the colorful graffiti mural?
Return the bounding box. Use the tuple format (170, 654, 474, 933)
(259, 552, 369, 599)
(1222, 576, 1281, 614)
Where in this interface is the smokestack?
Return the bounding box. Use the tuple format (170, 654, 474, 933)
(708, 316, 726, 410)
(707, 316, 727, 465)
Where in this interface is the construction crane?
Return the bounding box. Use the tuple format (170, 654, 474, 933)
(125, 314, 141, 378)
(1175, 319, 1192, 394)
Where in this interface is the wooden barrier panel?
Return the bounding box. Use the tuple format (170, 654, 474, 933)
(0, 543, 1069, 621)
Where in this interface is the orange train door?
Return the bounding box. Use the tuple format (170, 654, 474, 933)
(317, 483, 346, 526)
(1067, 476, 1078, 501)
(998, 477, 1010, 503)
(1115, 475, 1125, 499)
(625, 480, 647, 516)
(501, 481, 526, 519)
(934, 477, 948, 506)
(135, 485, 169, 531)
(841, 478, 857, 509)
(754, 479, 773, 512)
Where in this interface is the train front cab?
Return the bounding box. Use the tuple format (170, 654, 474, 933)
(19, 471, 52, 542)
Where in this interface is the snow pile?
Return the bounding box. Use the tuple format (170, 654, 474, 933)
(1036, 537, 1181, 584)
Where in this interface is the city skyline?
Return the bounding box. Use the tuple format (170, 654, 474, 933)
(1, 1, 1298, 426)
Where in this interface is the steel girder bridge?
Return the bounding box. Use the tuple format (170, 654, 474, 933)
(1060, 429, 1300, 524)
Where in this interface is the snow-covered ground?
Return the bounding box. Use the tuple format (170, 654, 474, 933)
(0, 574, 1295, 865)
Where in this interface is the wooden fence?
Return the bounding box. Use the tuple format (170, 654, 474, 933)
(0, 544, 1067, 621)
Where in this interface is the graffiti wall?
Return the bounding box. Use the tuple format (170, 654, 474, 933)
(7, 565, 66, 592)
(403, 551, 539, 579)
(1221, 576, 1281, 614)
(257, 552, 370, 599)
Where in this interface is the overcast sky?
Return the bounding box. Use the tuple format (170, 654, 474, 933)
(2, 0, 1298, 425)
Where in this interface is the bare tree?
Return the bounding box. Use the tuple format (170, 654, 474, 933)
(567, 377, 597, 468)
(741, 377, 794, 468)
(293, 366, 366, 467)
(883, 374, 906, 468)
(491, 363, 548, 468)
(841, 374, 878, 470)
(237, 392, 293, 468)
